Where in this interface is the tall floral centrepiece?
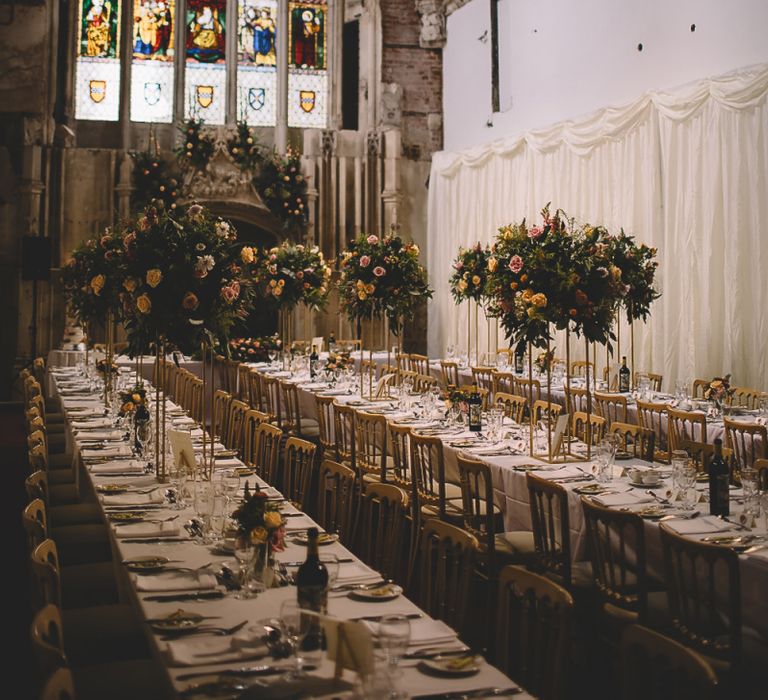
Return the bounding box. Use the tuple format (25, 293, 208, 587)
(338, 232, 433, 336)
(120, 203, 257, 356)
(256, 242, 331, 312)
(449, 243, 490, 303)
(232, 489, 286, 589)
(607, 230, 660, 323)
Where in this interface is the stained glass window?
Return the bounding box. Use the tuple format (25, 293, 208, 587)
(74, 0, 122, 121)
(236, 0, 278, 126)
(184, 0, 227, 124)
(287, 0, 328, 128)
(130, 0, 176, 123)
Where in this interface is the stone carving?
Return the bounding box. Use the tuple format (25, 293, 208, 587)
(321, 129, 337, 157)
(380, 83, 403, 127)
(366, 129, 381, 157)
(415, 0, 446, 49)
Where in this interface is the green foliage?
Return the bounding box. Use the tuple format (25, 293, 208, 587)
(130, 150, 180, 213)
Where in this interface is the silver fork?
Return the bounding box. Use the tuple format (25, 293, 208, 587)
(159, 619, 248, 641)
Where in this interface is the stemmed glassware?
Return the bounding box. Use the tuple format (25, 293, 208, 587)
(379, 614, 411, 679)
(595, 436, 617, 483)
(678, 460, 698, 510)
(279, 600, 312, 678)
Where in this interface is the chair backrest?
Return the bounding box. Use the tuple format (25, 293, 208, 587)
(723, 417, 768, 470)
(279, 380, 303, 436)
(41, 668, 76, 700)
(457, 455, 498, 558)
(226, 399, 249, 453)
(563, 385, 589, 415)
(526, 473, 573, 587)
(593, 391, 628, 427)
(413, 373, 438, 393)
(731, 386, 760, 409)
(409, 433, 447, 519)
(496, 565, 573, 700)
(30, 538, 63, 611)
(676, 438, 733, 472)
(620, 624, 718, 700)
(242, 409, 269, 465)
(283, 437, 317, 512)
(691, 379, 709, 399)
(636, 399, 671, 462)
(238, 364, 253, 404)
(25, 470, 49, 507)
(314, 394, 337, 458)
(494, 392, 527, 424)
(514, 377, 542, 406)
(188, 376, 204, 424)
(357, 482, 408, 582)
(250, 422, 282, 484)
(225, 358, 240, 396)
(417, 518, 477, 636)
(212, 390, 232, 442)
(439, 361, 459, 389)
(492, 371, 515, 398)
(755, 458, 768, 491)
(531, 399, 563, 424)
(386, 422, 412, 491)
(248, 369, 265, 412)
(30, 604, 68, 676)
(355, 411, 388, 481)
(581, 497, 648, 621)
(261, 375, 282, 428)
(459, 384, 489, 411)
(317, 459, 356, 543)
(332, 403, 356, 468)
(570, 360, 594, 378)
(335, 338, 361, 353)
(608, 422, 656, 462)
(409, 353, 429, 375)
(471, 366, 494, 394)
(572, 411, 606, 446)
(667, 408, 707, 451)
(23, 498, 48, 551)
(659, 523, 741, 668)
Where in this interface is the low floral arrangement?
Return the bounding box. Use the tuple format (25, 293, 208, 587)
(231, 490, 286, 551)
(227, 121, 262, 172)
(120, 203, 257, 356)
(256, 242, 331, 311)
(118, 384, 147, 416)
(62, 227, 127, 329)
(703, 375, 734, 405)
(534, 350, 556, 373)
(228, 334, 282, 362)
(254, 147, 308, 233)
(175, 118, 215, 172)
(338, 231, 433, 335)
(96, 358, 119, 376)
(325, 352, 354, 373)
(449, 243, 489, 303)
(442, 385, 471, 412)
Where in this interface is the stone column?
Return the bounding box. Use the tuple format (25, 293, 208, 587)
(380, 128, 401, 232)
(275, 0, 289, 153)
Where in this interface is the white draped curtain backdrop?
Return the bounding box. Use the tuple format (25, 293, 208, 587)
(427, 65, 768, 391)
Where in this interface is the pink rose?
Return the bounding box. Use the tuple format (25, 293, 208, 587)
(373, 266, 386, 277)
(453, 261, 463, 271)
(366, 235, 379, 244)
(508, 255, 523, 273)
(221, 282, 241, 304)
(359, 255, 371, 268)
(528, 226, 543, 239)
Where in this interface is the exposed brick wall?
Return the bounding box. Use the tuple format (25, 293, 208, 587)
(380, 0, 443, 158)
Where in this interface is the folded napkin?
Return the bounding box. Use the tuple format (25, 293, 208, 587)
(212, 457, 241, 468)
(82, 445, 133, 460)
(335, 561, 381, 585)
(114, 521, 180, 539)
(531, 466, 583, 480)
(591, 491, 655, 508)
(319, 389, 351, 397)
(89, 459, 145, 474)
(298, 382, 330, 390)
(76, 430, 124, 441)
(171, 416, 195, 427)
(363, 617, 457, 647)
(283, 515, 317, 531)
(165, 633, 269, 666)
(663, 515, 735, 535)
(101, 490, 164, 506)
(133, 570, 217, 592)
(72, 418, 113, 429)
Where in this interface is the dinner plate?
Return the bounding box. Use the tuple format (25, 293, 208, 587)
(418, 655, 480, 677)
(449, 440, 478, 448)
(292, 532, 338, 546)
(123, 555, 170, 572)
(109, 510, 147, 523)
(148, 609, 204, 632)
(96, 483, 130, 494)
(574, 483, 608, 495)
(615, 451, 633, 460)
(629, 480, 663, 489)
(635, 506, 667, 520)
(215, 449, 239, 459)
(349, 583, 403, 602)
(234, 468, 254, 477)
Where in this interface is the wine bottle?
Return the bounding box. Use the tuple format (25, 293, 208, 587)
(468, 385, 482, 432)
(309, 345, 318, 379)
(709, 438, 730, 516)
(619, 356, 630, 393)
(328, 331, 336, 353)
(514, 347, 524, 374)
(296, 527, 328, 652)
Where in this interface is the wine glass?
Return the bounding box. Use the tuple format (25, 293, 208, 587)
(167, 458, 187, 510)
(222, 469, 241, 505)
(279, 600, 311, 678)
(379, 614, 411, 672)
(319, 553, 339, 589)
(234, 537, 255, 599)
(193, 480, 215, 542)
(679, 461, 698, 510)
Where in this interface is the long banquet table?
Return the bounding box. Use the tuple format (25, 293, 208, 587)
(49, 366, 530, 700)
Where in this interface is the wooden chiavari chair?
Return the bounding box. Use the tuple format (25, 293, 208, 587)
(594, 390, 629, 428)
(676, 438, 733, 473)
(225, 399, 249, 453)
(26, 471, 101, 526)
(357, 483, 409, 584)
(634, 372, 663, 392)
(691, 379, 710, 400)
(387, 423, 413, 492)
(334, 339, 361, 353)
(237, 364, 252, 404)
(279, 380, 320, 440)
(439, 360, 460, 389)
(261, 375, 282, 429)
(242, 409, 270, 468)
(247, 422, 282, 485)
(188, 376, 204, 424)
(496, 348, 512, 365)
(667, 407, 707, 451)
(416, 519, 478, 639)
(637, 399, 672, 463)
(282, 437, 317, 513)
(399, 369, 418, 390)
(317, 459, 356, 545)
(471, 366, 495, 395)
(313, 394, 336, 460)
(723, 418, 768, 470)
(40, 667, 75, 700)
(563, 385, 589, 416)
(332, 403, 356, 471)
(459, 384, 490, 411)
(570, 360, 594, 378)
(531, 399, 563, 424)
(409, 433, 463, 524)
(608, 422, 656, 462)
(755, 458, 768, 490)
(211, 390, 232, 444)
(572, 411, 606, 446)
(494, 392, 527, 424)
(395, 353, 409, 372)
(621, 625, 718, 700)
(224, 358, 239, 396)
(496, 565, 573, 700)
(413, 373, 438, 393)
(731, 386, 761, 409)
(408, 353, 429, 375)
(515, 377, 542, 407)
(354, 411, 388, 484)
(248, 369, 265, 412)
(492, 371, 515, 397)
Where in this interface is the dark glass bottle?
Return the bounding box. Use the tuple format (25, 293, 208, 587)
(328, 331, 336, 352)
(309, 345, 318, 379)
(296, 527, 328, 651)
(133, 403, 150, 455)
(468, 384, 482, 432)
(514, 347, 524, 374)
(709, 438, 730, 516)
(619, 356, 631, 393)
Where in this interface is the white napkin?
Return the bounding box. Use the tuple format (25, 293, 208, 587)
(72, 418, 113, 429)
(82, 445, 132, 459)
(663, 515, 735, 535)
(212, 457, 241, 467)
(76, 430, 124, 441)
(363, 617, 457, 647)
(531, 466, 583, 480)
(171, 416, 195, 427)
(319, 389, 351, 397)
(283, 515, 317, 531)
(101, 490, 164, 506)
(114, 521, 180, 539)
(335, 561, 381, 584)
(89, 460, 145, 474)
(134, 571, 217, 592)
(591, 491, 655, 508)
(165, 634, 269, 666)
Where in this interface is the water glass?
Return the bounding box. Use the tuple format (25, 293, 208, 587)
(741, 468, 759, 515)
(595, 437, 617, 483)
(280, 600, 311, 678)
(193, 480, 215, 541)
(678, 462, 698, 510)
(379, 614, 411, 669)
(637, 373, 651, 400)
(670, 450, 689, 492)
(487, 407, 505, 442)
(319, 553, 340, 590)
(674, 379, 689, 401)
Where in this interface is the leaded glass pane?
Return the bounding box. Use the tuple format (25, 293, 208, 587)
(287, 0, 327, 128)
(184, 0, 227, 123)
(237, 0, 277, 126)
(130, 0, 176, 123)
(74, 0, 122, 121)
